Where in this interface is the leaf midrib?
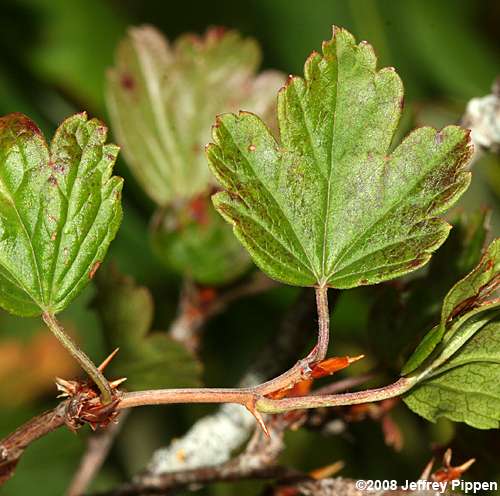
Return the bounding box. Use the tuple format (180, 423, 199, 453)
(321, 41, 340, 285)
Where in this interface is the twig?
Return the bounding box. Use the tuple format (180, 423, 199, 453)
(95, 378, 380, 495)
(67, 411, 129, 496)
(0, 401, 68, 484)
(0, 363, 410, 488)
(0, 288, 414, 486)
(115, 376, 413, 413)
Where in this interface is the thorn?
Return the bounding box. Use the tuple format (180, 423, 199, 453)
(443, 448, 452, 467)
(347, 354, 365, 364)
(305, 344, 318, 361)
(254, 411, 270, 438)
(98, 348, 120, 372)
(419, 457, 435, 480)
(246, 402, 270, 437)
(55, 377, 78, 397)
(109, 377, 127, 389)
(456, 458, 476, 473)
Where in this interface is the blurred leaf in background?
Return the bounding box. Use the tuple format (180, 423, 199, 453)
(107, 25, 283, 206)
(107, 26, 284, 285)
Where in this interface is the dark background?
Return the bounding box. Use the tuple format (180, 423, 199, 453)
(0, 1, 499, 494)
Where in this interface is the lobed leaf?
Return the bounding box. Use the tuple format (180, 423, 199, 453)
(207, 26, 473, 288)
(0, 112, 122, 317)
(106, 25, 284, 206)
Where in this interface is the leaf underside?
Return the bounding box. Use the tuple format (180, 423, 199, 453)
(107, 25, 283, 206)
(207, 26, 473, 289)
(0, 112, 123, 316)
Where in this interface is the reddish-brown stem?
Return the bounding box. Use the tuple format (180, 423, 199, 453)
(1, 287, 415, 487)
(255, 377, 414, 413)
(0, 402, 68, 484)
(117, 377, 414, 414)
(0, 375, 417, 487)
(119, 388, 254, 409)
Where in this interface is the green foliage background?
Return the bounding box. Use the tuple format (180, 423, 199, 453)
(0, 0, 499, 494)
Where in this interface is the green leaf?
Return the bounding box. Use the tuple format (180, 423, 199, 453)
(151, 193, 250, 285)
(207, 26, 472, 288)
(403, 238, 500, 374)
(404, 316, 500, 429)
(0, 112, 122, 317)
(106, 26, 283, 206)
(94, 266, 201, 390)
(402, 238, 500, 428)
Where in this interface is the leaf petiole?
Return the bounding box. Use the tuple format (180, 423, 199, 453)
(42, 312, 113, 404)
(314, 285, 330, 361)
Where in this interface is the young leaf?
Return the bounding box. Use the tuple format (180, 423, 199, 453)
(403, 238, 500, 374)
(0, 113, 122, 317)
(207, 26, 473, 288)
(94, 267, 201, 390)
(106, 25, 283, 206)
